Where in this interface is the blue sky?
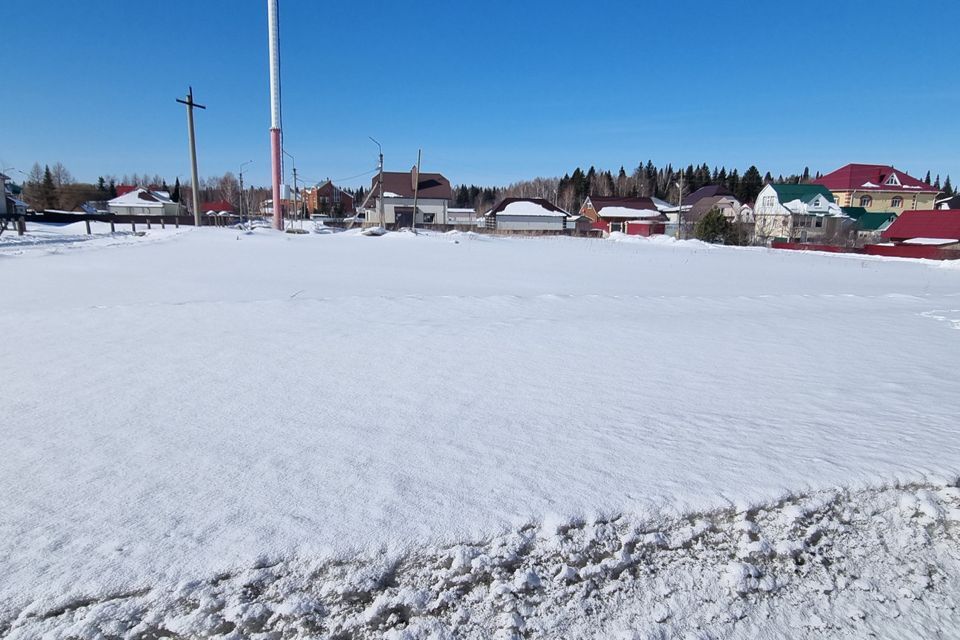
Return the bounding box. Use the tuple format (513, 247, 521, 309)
(3, 0, 959, 189)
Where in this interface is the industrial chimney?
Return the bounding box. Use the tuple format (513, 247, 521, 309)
(267, 0, 283, 230)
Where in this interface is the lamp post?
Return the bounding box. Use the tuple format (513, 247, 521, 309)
(239, 160, 253, 223)
(282, 149, 298, 228)
(369, 136, 384, 228)
(675, 176, 684, 239)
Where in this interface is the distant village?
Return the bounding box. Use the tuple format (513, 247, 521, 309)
(3, 162, 960, 259)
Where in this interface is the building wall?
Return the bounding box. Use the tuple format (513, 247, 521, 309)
(831, 190, 937, 213)
(370, 198, 448, 225)
(108, 202, 181, 216)
(494, 214, 566, 231)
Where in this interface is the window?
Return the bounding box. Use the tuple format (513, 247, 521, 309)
(815, 217, 823, 228)
(885, 173, 901, 186)
(859, 195, 873, 207)
(891, 196, 903, 208)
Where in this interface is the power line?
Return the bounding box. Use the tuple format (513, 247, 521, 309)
(298, 168, 378, 186)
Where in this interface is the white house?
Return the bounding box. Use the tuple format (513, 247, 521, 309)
(360, 170, 453, 227)
(107, 188, 183, 217)
(484, 198, 569, 232)
(753, 183, 848, 243)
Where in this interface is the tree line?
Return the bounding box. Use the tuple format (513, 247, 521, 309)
(452, 161, 956, 213)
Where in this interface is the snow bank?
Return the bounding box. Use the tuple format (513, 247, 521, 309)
(2, 228, 959, 635)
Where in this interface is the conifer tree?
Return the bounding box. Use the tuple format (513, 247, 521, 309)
(97, 176, 106, 192)
(943, 175, 953, 196)
(924, 171, 932, 185)
(108, 179, 117, 199)
(171, 178, 181, 203)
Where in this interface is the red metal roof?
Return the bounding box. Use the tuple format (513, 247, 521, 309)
(881, 210, 960, 241)
(816, 164, 937, 193)
(200, 199, 236, 212)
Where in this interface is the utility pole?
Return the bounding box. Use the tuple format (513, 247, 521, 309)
(176, 87, 206, 227)
(283, 148, 295, 230)
(675, 173, 684, 240)
(239, 160, 252, 223)
(411, 148, 421, 233)
(370, 137, 384, 228)
(292, 166, 299, 227)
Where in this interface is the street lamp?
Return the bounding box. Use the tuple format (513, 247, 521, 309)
(674, 177, 685, 239)
(282, 149, 299, 227)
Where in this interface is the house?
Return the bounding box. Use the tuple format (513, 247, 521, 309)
(936, 195, 960, 210)
(753, 183, 850, 243)
(841, 206, 896, 243)
(578, 196, 666, 233)
(686, 194, 743, 224)
(302, 180, 355, 216)
(683, 185, 735, 207)
(447, 208, 478, 227)
(484, 198, 570, 232)
(879, 210, 960, 249)
(816, 164, 938, 213)
(0, 173, 9, 217)
(359, 170, 452, 227)
(107, 188, 183, 217)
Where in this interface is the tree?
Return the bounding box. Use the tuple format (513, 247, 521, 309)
(924, 171, 932, 186)
(108, 179, 117, 199)
(171, 178, 181, 203)
(51, 162, 74, 188)
(943, 175, 953, 196)
(97, 176, 107, 192)
(39, 165, 58, 210)
(802, 167, 810, 183)
(694, 208, 734, 244)
(737, 166, 763, 204)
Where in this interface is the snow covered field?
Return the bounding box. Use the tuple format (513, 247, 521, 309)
(1, 225, 959, 638)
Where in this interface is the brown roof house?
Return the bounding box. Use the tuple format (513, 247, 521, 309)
(579, 196, 666, 233)
(359, 169, 452, 227)
(303, 180, 355, 216)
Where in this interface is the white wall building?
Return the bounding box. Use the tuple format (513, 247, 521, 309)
(360, 170, 453, 227)
(107, 188, 183, 217)
(484, 198, 570, 232)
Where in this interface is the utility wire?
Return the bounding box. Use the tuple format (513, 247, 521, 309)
(298, 168, 378, 186)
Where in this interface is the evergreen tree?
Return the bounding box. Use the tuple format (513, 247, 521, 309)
(802, 167, 810, 182)
(935, 174, 941, 190)
(738, 166, 763, 203)
(40, 165, 58, 210)
(763, 171, 773, 184)
(924, 171, 932, 185)
(96, 176, 106, 192)
(943, 175, 953, 196)
(171, 178, 181, 203)
(108, 179, 117, 199)
(693, 208, 734, 244)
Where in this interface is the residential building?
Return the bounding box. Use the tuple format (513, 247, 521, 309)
(842, 207, 896, 243)
(484, 198, 569, 232)
(683, 184, 736, 208)
(107, 188, 183, 217)
(936, 195, 960, 210)
(302, 180, 355, 216)
(359, 170, 452, 227)
(200, 200, 237, 214)
(447, 208, 478, 227)
(880, 210, 960, 249)
(753, 183, 849, 243)
(0, 173, 9, 217)
(816, 164, 938, 213)
(579, 196, 666, 233)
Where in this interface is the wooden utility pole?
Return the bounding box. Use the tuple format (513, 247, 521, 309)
(176, 87, 206, 227)
(411, 149, 421, 233)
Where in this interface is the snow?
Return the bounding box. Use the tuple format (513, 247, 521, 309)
(596, 206, 661, 219)
(383, 191, 402, 198)
(902, 237, 958, 245)
(499, 201, 565, 216)
(2, 226, 960, 637)
(862, 181, 880, 188)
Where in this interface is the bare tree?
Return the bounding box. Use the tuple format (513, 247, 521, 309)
(51, 162, 74, 188)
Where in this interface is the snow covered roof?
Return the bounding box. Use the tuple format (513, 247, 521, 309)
(901, 237, 960, 246)
(595, 206, 663, 219)
(882, 210, 960, 242)
(108, 188, 173, 207)
(486, 198, 569, 217)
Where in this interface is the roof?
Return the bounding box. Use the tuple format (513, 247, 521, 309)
(200, 200, 236, 212)
(369, 171, 452, 200)
(108, 188, 174, 207)
(816, 164, 937, 193)
(842, 207, 896, 231)
(882, 210, 960, 242)
(486, 198, 569, 217)
(683, 185, 735, 206)
(587, 196, 658, 213)
(770, 183, 835, 204)
(936, 195, 960, 210)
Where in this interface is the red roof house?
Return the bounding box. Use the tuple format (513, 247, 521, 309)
(200, 199, 236, 213)
(881, 210, 960, 243)
(817, 164, 937, 193)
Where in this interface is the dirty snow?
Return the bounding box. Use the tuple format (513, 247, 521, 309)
(1, 226, 959, 638)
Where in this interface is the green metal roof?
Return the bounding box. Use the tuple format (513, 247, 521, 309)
(852, 210, 896, 231)
(771, 183, 835, 204)
(840, 206, 868, 219)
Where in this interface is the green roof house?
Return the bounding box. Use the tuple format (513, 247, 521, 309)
(754, 183, 852, 244)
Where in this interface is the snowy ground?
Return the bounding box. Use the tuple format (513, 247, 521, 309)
(1, 225, 959, 638)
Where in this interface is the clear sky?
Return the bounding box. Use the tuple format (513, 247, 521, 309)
(3, 0, 958, 189)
